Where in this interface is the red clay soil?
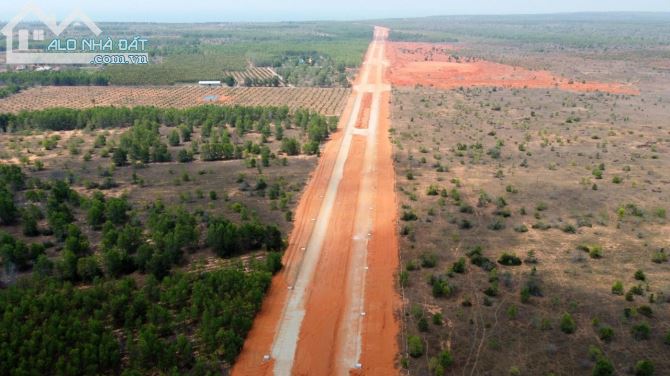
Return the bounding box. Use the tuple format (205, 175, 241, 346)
(355, 93, 372, 129)
(291, 136, 366, 376)
(231, 91, 358, 376)
(387, 41, 639, 95)
(353, 90, 400, 375)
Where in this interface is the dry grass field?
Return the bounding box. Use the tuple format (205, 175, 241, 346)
(392, 81, 670, 374)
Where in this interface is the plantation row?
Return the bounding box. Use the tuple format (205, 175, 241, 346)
(0, 86, 350, 116)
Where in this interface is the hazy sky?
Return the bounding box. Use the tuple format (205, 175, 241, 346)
(0, 0, 668, 22)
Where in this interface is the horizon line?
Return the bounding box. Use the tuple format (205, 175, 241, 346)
(1, 10, 669, 25)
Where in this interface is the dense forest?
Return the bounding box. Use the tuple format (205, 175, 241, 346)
(0, 163, 285, 374)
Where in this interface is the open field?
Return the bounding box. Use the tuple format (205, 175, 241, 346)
(389, 54, 670, 376)
(0, 86, 350, 116)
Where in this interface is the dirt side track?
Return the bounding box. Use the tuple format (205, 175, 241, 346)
(232, 27, 400, 376)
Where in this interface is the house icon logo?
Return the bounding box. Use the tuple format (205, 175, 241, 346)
(2, 2, 148, 65)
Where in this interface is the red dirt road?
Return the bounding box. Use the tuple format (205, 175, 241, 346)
(232, 27, 400, 376)
(387, 41, 639, 95)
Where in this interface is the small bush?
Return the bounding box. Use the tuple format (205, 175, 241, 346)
(514, 224, 528, 233)
(498, 253, 522, 266)
(631, 322, 651, 340)
(408, 336, 424, 358)
(634, 360, 654, 376)
(562, 224, 577, 234)
(451, 257, 466, 273)
(488, 219, 505, 231)
(611, 281, 624, 295)
(598, 326, 614, 342)
(651, 249, 667, 264)
(592, 357, 614, 376)
(420, 253, 438, 268)
(401, 210, 418, 221)
(589, 246, 603, 259)
(634, 270, 646, 281)
(417, 317, 429, 332)
(637, 305, 653, 318)
(560, 313, 576, 334)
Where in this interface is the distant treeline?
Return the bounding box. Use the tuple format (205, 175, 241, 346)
(0, 70, 110, 87)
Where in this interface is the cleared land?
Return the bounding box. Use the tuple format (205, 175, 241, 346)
(386, 42, 639, 94)
(0, 86, 349, 116)
(385, 16, 670, 375)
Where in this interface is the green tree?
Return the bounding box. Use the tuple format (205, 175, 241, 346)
(0, 188, 17, 225)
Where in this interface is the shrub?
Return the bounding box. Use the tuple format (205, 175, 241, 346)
(408, 336, 424, 358)
(168, 129, 181, 146)
(451, 257, 466, 273)
(514, 224, 528, 233)
(488, 219, 505, 231)
(631, 322, 651, 340)
(562, 224, 577, 234)
(637, 305, 653, 318)
(634, 360, 654, 376)
(560, 313, 576, 334)
(589, 246, 603, 259)
(426, 184, 439, 196)
(417, 317, 429, 332)
(592, 357, 614, 376)
(280, 138, 301, 156)
(598, 325, 614, 342)
(401, 210, 418, 221)
(437, 350, 454, 369)
(532, 221, 551, 230)
(432, 313, 443, 326)
(431, 278, 452, 298)
(498, 253, 522, 266)
(651, 249, 667, 263)
(420, 253, 438, 268)
(634, 270, 646, 281)
(611, 281, 624, 295)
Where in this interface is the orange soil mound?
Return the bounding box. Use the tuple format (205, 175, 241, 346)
(387, 41, 639, 95)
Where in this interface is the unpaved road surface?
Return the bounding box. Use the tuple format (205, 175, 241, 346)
(232, 27, 399, 376)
